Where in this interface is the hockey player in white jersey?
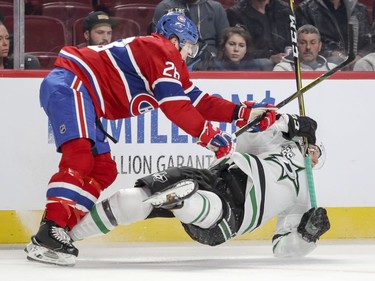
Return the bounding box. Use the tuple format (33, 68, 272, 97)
(68, 113, 329, 264)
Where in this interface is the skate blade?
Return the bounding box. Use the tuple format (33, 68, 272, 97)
(26, 243, 76, 267)
(143, 179, 197, 206)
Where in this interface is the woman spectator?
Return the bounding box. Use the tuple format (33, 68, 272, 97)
(193, 25, 273, 71)
(0, 21, 40, 69)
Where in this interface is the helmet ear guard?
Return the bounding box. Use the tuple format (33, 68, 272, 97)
(155, 12, 199, 58)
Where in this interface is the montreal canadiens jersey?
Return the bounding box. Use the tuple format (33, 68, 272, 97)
(54, 34, 236, 137)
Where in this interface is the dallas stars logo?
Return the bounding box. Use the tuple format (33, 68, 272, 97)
(264, 144, 304, 195)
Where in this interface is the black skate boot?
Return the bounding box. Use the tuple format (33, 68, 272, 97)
(25, 220, 78, 266)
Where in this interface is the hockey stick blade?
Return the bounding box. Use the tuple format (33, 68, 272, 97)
(233, 23, 358, 139)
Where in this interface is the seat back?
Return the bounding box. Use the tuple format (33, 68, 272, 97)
(72, 16, 141, 46)
(218, 0, 236, 9)
(41, 3, 93, 44)
(0, 2, 13, 18)
(41, 0, 92, 6)
(5, 15, 68, 52)
(112, 4, 155, 35)
(97, 0, 159, 10)
(26, 51, 58, 69)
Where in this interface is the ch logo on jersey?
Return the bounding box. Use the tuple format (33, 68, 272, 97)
(265, 147, 304, 195)
(130, 93, 159, 116)
(152, 171, 168, 183)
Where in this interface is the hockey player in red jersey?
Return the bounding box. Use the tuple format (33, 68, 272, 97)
(25, 12, 277, 266)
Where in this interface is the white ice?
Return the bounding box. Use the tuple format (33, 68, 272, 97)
(1, 240, 374, 281)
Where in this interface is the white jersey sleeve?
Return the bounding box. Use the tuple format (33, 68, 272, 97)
(272, 211, 316, 258)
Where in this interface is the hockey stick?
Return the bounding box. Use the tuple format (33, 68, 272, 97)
(233, 20, 358, 139)
(288, 0, 317, 208)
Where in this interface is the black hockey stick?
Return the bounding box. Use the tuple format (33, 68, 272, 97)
(233, 19, 358, 139)
(288, 0, 317, 208)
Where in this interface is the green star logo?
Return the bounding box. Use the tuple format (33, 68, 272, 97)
(264, 144, 304, 195)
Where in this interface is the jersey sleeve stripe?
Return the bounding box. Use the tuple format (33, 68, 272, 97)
(60, 49, 106, 114)
(105, 49, 132, 102)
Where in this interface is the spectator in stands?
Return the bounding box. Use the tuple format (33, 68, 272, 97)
(274, 24, 337, 71)
(193, 24, 273, 70)
(295, 0, 372, 67)
(153, 0, 229, 57)
(353, 51, 375, 70)
(226, 0, 291, 66)
(77, 11, 117, 48)
(0, 21, 40, 69)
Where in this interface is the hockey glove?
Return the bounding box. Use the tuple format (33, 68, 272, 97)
(234, 101, 277, 131)
(197, 121, 233, 159)
(297, 207, 330, 243)
(284, 114, 317, 144)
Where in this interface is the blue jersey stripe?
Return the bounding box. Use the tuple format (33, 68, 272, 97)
(47, 187, 95, 211)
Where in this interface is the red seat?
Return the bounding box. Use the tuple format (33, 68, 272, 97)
(0, 2, 13, 18)
(26, 51, 58, 69)
(358, 0, 374, 22)
(5, 15, 68, 52)
(41, 3, 93, 44)
(97, 0, 159, 10)
(218, 0, 236, 9)
(112, 4, 155, 35)
(72, 16, 141, 46)
(41, 0, 92, 6)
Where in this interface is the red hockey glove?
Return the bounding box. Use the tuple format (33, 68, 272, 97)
(197, 121, 233, 159)
(234, 101, 277, 131)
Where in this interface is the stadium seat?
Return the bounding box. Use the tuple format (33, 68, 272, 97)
(358, 0, 373, 22)
(40, 0, 92, 6)
(5, 15, 68, 53)
(112, 4, 156, 35)
(218, 0, 236, 9)
(0, 2, 13, 18)
(72, 16, 141, 46)
(97, 0, 159, 10)
(41, 2, 93, 44)
(26, 51, 58, 69)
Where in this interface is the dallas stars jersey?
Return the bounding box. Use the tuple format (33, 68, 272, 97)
(54, 34, 236, 138)
(231, 118, 310, 237)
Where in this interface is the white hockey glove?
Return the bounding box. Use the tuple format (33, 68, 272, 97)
(297, 207, 330, 243)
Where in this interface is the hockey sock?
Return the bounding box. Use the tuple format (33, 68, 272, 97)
(44, 139, 94, 228)
(66, 152, 118, 229)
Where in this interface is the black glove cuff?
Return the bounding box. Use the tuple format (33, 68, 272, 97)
(232, 105, 242, 121)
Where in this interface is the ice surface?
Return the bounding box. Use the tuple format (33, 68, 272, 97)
(1, 240, 374, 281)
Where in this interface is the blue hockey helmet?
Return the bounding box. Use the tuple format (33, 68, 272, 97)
(155, 12, 199, 57)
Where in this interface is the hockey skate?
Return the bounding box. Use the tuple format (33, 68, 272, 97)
(143, 179, 198, 209)
(25, 220, 78, 266)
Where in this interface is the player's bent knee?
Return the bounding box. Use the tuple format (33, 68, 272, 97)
(91, 152, 118, 190)
(60, 139, 95, 176)
(182, 199, 239, 246)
